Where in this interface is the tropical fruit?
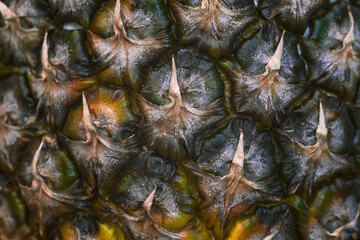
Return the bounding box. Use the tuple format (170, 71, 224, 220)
(0, 0, 360, 239)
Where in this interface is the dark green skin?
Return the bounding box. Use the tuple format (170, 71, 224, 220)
(0, 0, 359, 239)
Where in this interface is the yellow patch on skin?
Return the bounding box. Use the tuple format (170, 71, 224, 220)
(59, 220, 76, 240)
(153, 212, 194, 230)
(226, 216, 268, 240)
(97, 222, 125, 240)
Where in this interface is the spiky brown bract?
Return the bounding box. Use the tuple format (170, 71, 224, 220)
(0, 0, 360, 239)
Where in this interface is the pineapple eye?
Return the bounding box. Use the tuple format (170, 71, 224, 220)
(134, 53, 227, 161)
(219, 30, 310, 128)
(308, 179, 360, 234)
(142, 49, 224, 108)
(108, 152, 199, 235)
(63, 87, 139, 141)
(170, 0, 260, 58)
(300, 6, 360, 102)
(228, 204, 297, 239)
(309, 2, 360, 52)
(47, 29, 94, 79)
(195, 118, 277, 181)
(257, 0, 327, 34)
(0, 1, 46, 68)
(235, 24, 307, 84)
(278, 91, 356, 196)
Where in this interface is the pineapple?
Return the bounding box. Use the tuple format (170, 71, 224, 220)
(0, 0, 360, 239)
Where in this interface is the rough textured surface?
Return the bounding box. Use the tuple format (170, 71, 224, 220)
(0, 0, 359, 239)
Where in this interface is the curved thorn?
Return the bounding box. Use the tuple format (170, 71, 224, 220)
(40, 178, 92, 203)
(106, 202, 145, 221)
(142, 184, 182, 239)
(264, 228, 280, 240)
(31, 138, 45, 178)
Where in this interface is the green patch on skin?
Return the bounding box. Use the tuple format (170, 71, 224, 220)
(53, 149, 80, 191)
(7, 186, 27, 221)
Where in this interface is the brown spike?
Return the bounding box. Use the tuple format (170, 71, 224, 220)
(266, 31, 285, 71)
(232, 129, 244, 170)
(143, 184, 157, 214)
(113, 0, 127, 37)
(168, 56, 182, 103)
(316, 99, 327, 139)
(343, 6, 354, 46)
(40, 32, 51, 78)
(81, 92, 93, 141)
(0, 1, 16, 19)
(31, 138, 44, 178)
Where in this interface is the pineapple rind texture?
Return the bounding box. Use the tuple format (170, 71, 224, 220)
(0, 0, 360, 239)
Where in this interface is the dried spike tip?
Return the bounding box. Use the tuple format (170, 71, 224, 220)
(40, 32, 51, 76)
(343, 6, 354, 46)
(168, 56, 182, 102)
(201, 0, 209, 9)
(113, 0, 126, 36)
(143, 184, 157, 214)
(81, 92, 93, 140)
(266, 31, 285, 71)
(0, 1, 16, 19)
(223, 129, 244, 180)
(232, 129, 244, 169)
(328, 203, 360, 237)
(316, 99, 327, 138)
(31, 138, 44, 178)
(263, 228, 280, 240)
(141, 185, 183, 239)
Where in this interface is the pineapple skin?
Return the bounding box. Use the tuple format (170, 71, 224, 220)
(0, 0, 360, 239)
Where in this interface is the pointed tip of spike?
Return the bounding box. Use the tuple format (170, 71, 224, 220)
(168, 56, 182, 102)
(31, 138, 44, 177)
(201, 0, 209, 9)
(42, 31, 48, 50)
(316, 99, 327, 138)
(113, 0, 127, 36)
(41, 32, 51, 72)
(266, 31, 285, 71)
(263, 228, 280, 240)
(222, 129, 244, 181)
(113, 0, 121, 34)
(0, 1, 16, 19)
(232, 129, 244, 168)
(343, 6, 354, 46)
(82, 92, 93, 140)
(143, 184, 157, 213)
